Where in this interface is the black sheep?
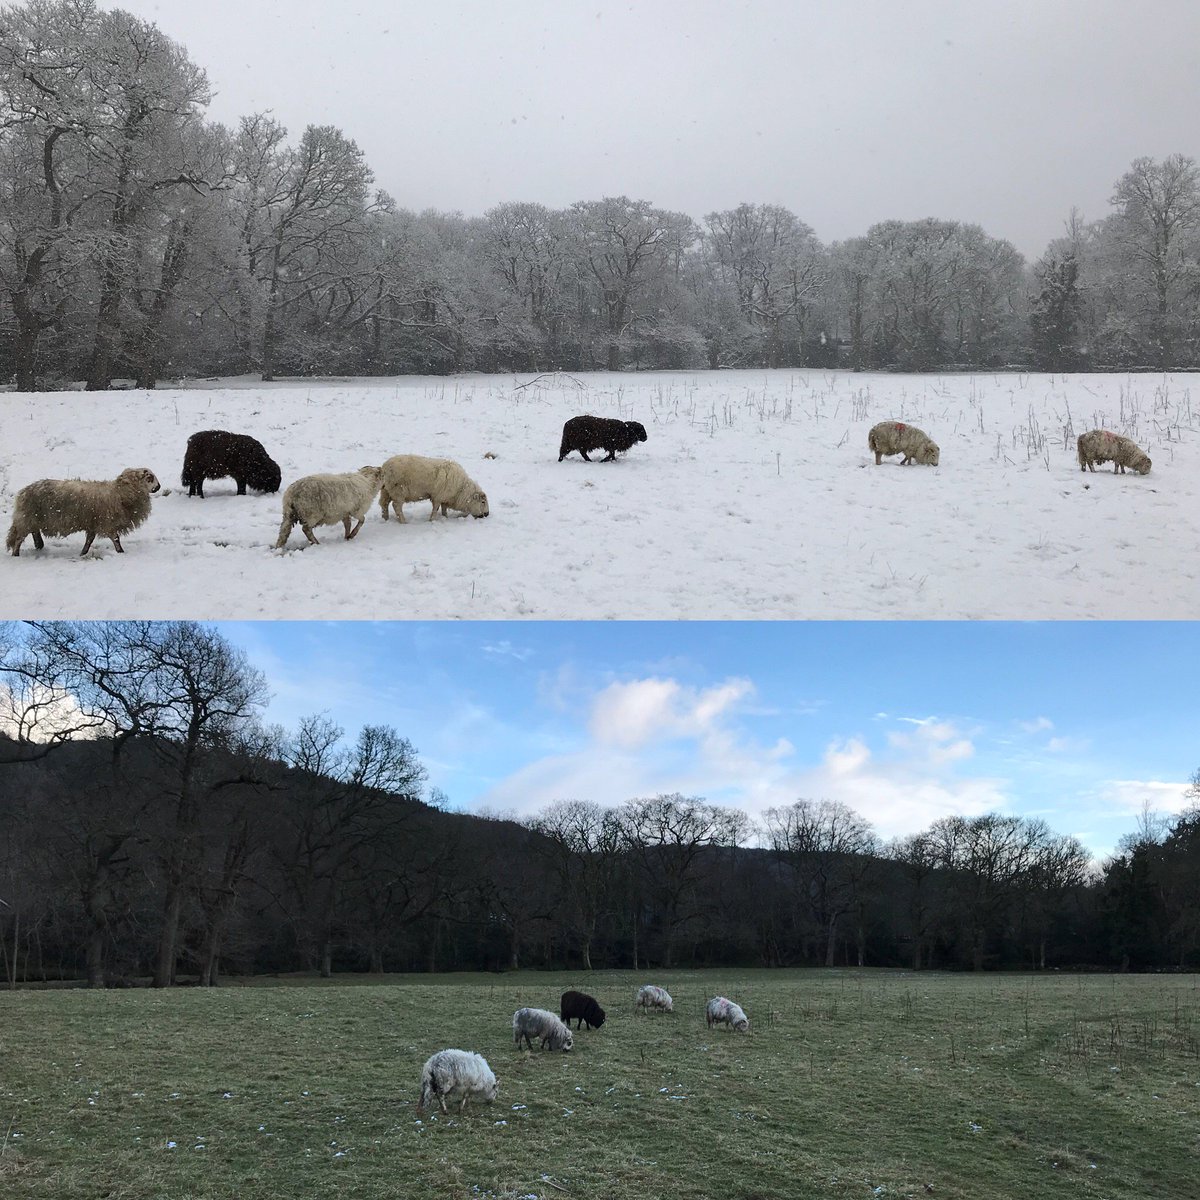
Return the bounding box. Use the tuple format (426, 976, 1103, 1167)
(558, 415, 648, 462)
(181, 430, 281, 498)
(560, 989, 606, 1030)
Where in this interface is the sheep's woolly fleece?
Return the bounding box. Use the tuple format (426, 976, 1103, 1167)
(1, 369, 1197, 619)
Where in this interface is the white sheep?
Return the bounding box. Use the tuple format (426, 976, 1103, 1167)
(6, 467, 161, 557)
(273, 466, 382, 549)
(634, 984, 674, 1014)
(705, 995, 749, 1032)
(416, 1049, 499, 1114)
(1077, 429, 1151, 475)
(378, 454, 489, 523)
(867, 421, 940, 466)
(512, 1007, 574, 1052)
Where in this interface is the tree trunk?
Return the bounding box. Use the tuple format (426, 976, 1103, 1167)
(261, 243, 284, 382)
(154, 885, 184, 987)
(133, 218, 191, 389)
(824, 913, 839, 968)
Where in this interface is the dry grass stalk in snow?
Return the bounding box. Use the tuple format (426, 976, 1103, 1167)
(705, 995, 749, 1031)
(1077, 429, 1152, 475)
(416, 1049, 499, 1114)
(635, 984, 674, 1013)
(273, 466, 382, 548)
(512, 1007, 574, 1051)
(378, 455, 489, 522)
(868, 421, 940, 466)
(6, 467, 160, 556)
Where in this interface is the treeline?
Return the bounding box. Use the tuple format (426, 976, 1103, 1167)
(2, 3, 1199, 390)
(1, 621, 1198, 986)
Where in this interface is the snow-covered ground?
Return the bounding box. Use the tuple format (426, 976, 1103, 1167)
(1, 369, 1196, 619)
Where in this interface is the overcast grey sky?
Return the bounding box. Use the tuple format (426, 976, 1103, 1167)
(116, 0, 1200, 259)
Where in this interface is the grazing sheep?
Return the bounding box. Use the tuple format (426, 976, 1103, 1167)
(705, 996, 749, 1032)
(868, 420, 940, 466)
(558, 415, 648, 462)
(181, 430, 281, 498)
(512, 1007, 574, 1052)
(560, 990, 606, 1031)
(416, 1049, 499, 1115)
(6, 467, 160, 557)
(1077, 429, 1152, 475)
(273, 466, 382, 549)
(378, 455, 489, 523)
(634, 984, 674, 1014)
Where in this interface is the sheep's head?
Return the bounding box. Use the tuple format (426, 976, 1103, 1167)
(1133, 454, 1151, 475)
(121, 467, 161, 493)
(253, 459, 282, 493)
(467, 490, 489, 518)
(922, 442, 940, 467)
(484, 1076, 499, 1103)
(561, 1029, 574, 1052)
(627, 421, 648, 443)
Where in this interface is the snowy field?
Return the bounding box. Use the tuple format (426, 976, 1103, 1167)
(0, 368, 1196, 620)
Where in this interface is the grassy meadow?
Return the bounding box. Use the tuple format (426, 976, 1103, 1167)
(0, 968, 1197, 1199)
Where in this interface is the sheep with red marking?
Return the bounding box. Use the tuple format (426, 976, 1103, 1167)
(416, 1049, 499, 1114)
(1077, 429, 1151, 475)
(868, 421, 939, 466)
(705, 995, 749, 1032)
(634, 984, 673, 1014)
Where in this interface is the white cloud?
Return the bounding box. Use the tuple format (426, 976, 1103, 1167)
(476, 698, 1012, 842)
(588, 676, 754, 749)
(1098, 779, 1193, 817)
(0, 684, 106, 743)
(481, 639, 534, 662)
(1019, 716, 1055, 733)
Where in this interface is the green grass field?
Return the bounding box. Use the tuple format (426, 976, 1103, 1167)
(1, 969, 1197, 1199)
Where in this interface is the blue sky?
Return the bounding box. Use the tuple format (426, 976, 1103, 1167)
(222, 621, 1199, 861)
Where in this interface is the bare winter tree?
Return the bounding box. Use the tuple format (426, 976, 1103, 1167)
(617, 793, 747, 967)
(1107, 154, 1200, 366)
(528, 799, 622, 970)
(24, 621, 269, 986)
(703, 203, 828, 365)
(230, 119, 373, 380)
(271, 714, 427, 976)
(764, 799, 879, 967)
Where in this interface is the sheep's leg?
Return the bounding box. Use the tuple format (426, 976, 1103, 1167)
(459, 1095, 469, 1113)
(580, 449, 592, 461)
(301, 523, 319, 545)
(347, 516, 365, 540)
(235, 479, 246, 495)
(31, 530, 44, 550)
(379, 488, 391, 520)
(428, 500, 438, 521)
(603, 450, 616, 461)
(111, 535, 124, 553)
(438, 1095, 448, 1114)
(874, 451, 883, 464)
(79, 531, 96, 556)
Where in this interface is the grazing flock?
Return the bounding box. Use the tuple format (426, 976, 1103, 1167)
(5, 410, 1152, 558)
(415, 984, 747, 1118)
